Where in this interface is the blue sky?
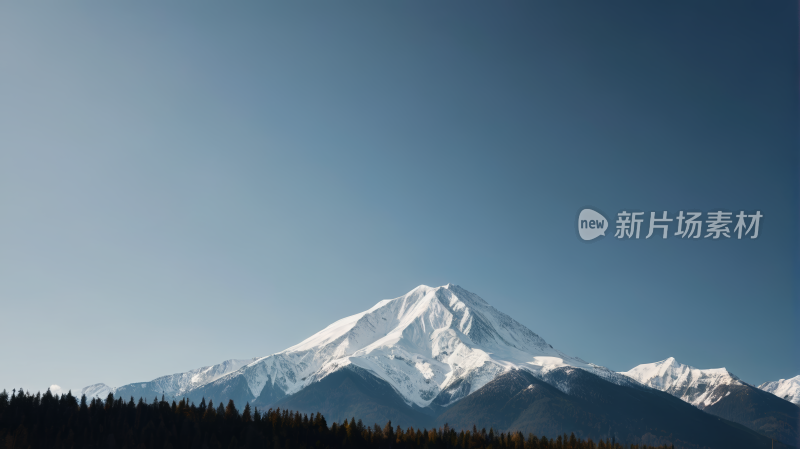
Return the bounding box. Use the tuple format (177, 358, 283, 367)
(0, 1, 797, 394)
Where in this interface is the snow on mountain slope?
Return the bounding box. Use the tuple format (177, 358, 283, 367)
(758, 375, 800, 405)
(619, 357, 743, 408)
(87, 358, 257, 400)
(144, 358, 258, 397)
(81, 383, 115, 399)
(204, 284, 631, 408)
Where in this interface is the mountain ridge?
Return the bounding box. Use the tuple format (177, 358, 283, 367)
(85, 284, 629, 411)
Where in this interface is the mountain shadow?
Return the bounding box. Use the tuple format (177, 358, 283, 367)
(436, 368, 792, 449)
(703, 383, 799, 447)
(274, 365, 434, 429)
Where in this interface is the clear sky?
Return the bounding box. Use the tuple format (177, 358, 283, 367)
(1, 1, 797, 395)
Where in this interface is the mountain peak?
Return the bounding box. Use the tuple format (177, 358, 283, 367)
(234, 284, 627, 408)
(80, 383, 115, 399)
(620, 358, 741, 408)
(269, 284, 630, 407)
(637, 357, 733, 377)
(758, 375, 800, 405)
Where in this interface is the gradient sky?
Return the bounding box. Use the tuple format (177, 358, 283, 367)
(1, 1, 797, 395)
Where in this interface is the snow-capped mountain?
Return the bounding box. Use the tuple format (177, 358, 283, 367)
(759, 375, 800, 405)
(86, 284, 629, 409)
(80, 383, 115, 399)
(621, 358, 799, 447)
(229, 284, 634, 408)
(619, 357, 743, 408)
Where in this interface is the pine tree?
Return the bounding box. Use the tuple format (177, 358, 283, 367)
(383, 421, 394, 441)
(224, 400, 237, 419)
(203, 400, 217, 423)
(242, 403, 252, 423)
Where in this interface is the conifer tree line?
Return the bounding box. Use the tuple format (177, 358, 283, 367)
(0, 388, 676, 449)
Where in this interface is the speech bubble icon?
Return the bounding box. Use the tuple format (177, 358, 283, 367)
(578, 209, 608, 241)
